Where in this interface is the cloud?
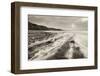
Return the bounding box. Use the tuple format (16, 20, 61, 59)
(28, 15, 88, 31)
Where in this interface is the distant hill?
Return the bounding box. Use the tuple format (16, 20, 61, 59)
(28, 22, 62, 31)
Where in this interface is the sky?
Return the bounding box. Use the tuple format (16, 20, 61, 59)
(28, 15, 88, 31)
